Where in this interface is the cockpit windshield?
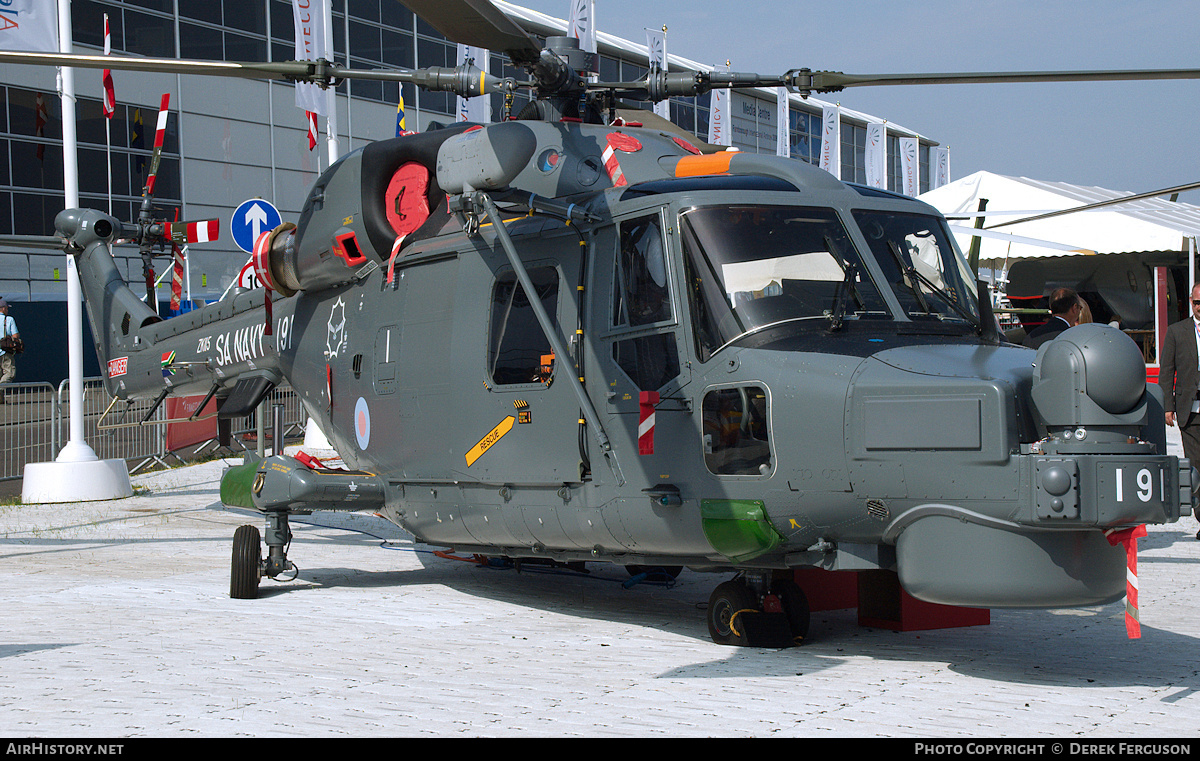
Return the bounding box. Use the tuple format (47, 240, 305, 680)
(681, 205, 888, 362)
(852, 209, 980, 325)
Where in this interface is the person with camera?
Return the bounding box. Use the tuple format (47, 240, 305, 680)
(0, 298, 21, 403)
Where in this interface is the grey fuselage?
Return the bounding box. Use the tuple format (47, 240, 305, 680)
(62, 119, 1192, 610)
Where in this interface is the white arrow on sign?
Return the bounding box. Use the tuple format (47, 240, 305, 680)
(246, 202, 271, 245)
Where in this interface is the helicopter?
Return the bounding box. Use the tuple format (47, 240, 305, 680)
(3, 0, 1197, 647)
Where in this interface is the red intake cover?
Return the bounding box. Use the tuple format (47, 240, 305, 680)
(385, 162, 431, 239)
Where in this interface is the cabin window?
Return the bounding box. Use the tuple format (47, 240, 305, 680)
(702, 386, 772, 476)
(613, 214, 672, 328)
(488, 266, 560, 386)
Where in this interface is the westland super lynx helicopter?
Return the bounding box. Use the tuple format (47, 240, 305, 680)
(4, 0, 1198, 646)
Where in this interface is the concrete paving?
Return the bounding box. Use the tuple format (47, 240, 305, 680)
(0, 431, 1198, 738)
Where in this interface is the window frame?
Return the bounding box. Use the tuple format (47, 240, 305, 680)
(485, 262, 563, 391)
(700, 383, 775, 478)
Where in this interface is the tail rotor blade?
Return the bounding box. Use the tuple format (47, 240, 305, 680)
(143, 93, 170, 198)
(165, 219, 220, 245)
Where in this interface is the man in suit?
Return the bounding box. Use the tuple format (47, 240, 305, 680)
(1023, 288, 1083, 349)
(1159, 282, 1200, 539)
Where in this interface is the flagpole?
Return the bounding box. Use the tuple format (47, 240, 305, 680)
(103, 14, 112, 214)
(23, 0, 132, 503)
(301, 0, 338, 452)
(323, 0, 339, 165)
(55, 0, 93, 464)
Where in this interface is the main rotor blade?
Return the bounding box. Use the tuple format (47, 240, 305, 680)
(0, 235, 66, 251)
(946, 224, 1096, 254)
(0, 50, 312, 81)
(401, 0, 542, 65)
(987, 180, 1200, 229)
(795, 67, 1200, 94)
(0, 50, 515, 97)
(615, 65, 1200, 102)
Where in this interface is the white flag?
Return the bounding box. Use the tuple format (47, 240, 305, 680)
(865, 120, 886, 189)
(293, 0, 327, 116)
(934, 146, 950, 188)
(568, 0, 596, 56)
(457, 44, 491, 123)
(646, 28, 668, 120)
(819, 105, 840, 177)
(708, 84, 731, 147)
(0, 0, 58, 52)
(776, 88, 790, 158)
(900, 136, 918, 196)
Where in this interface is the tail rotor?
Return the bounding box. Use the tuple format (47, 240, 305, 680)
(129, 94, 219, 314)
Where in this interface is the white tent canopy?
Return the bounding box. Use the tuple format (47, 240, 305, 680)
(918, 171, 1200, 264)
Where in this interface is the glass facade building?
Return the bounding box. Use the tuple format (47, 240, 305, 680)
(0, 0, 939, 303)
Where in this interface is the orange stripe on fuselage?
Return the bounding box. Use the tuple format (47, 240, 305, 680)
(674, 153, 734, 177)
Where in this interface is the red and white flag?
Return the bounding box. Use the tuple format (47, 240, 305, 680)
(306, 110, 317, 150)
(34, 92, 48, 162)
(170, 246, 185, 312)
(102, 14, 116, 119)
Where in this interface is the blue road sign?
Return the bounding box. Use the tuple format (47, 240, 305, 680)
(230, 199, 283, 253)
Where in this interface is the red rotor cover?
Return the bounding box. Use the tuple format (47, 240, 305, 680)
(607, 132, 643, 153)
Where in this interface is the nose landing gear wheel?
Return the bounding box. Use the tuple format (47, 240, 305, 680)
(230, 524, 262, 599)
(707, 579, 756, 646)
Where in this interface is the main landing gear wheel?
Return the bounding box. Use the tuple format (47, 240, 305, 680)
(230, 524, 262, 599)
(706, 574, 811, 647)
(707, 579, 757, 647)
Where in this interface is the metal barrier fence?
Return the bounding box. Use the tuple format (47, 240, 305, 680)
(0, 382, 58, 482)
(0, 377, 308, 481)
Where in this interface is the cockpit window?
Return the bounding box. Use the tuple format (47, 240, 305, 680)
(852, 210, 980, 324)
(613, 215, 672, 328)
(681, 205, 889, 362)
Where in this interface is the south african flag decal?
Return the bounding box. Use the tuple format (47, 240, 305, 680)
(161, 351, 176, 377)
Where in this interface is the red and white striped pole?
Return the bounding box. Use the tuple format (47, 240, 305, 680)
(1106, 524, 1148, 638)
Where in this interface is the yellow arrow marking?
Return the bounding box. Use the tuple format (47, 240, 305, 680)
(465, 416, 515, 467)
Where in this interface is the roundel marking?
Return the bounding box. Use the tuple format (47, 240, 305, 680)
(537, 148, 562, 173)
(354, 396, 371, 450)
